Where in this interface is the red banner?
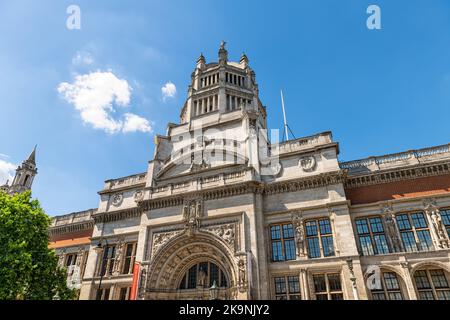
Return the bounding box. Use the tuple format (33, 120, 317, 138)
(129, 262, 140, 300)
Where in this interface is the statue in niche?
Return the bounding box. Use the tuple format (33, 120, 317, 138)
(198, 268, 207, 287)
(237, 258, 247, 288)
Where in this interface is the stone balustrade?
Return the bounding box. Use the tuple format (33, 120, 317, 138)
(340, 143, 450, 175)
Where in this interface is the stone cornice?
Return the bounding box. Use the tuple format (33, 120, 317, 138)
(263, 170, 347, 195)
(343, 160, 450, 189)
(138, 171, 346, 211)
(92, 207, 142, 223)
(49, 220, 94, 236)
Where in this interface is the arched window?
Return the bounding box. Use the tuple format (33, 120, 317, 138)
(23, 175, 30, 186)
(370, 271, 404, 300)
(178, 262, 228, 290)
(413, 268, 450, 300)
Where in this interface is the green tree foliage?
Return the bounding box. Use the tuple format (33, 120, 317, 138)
(0, 190, 75, 300)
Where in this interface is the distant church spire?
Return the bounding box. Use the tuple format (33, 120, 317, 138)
(9, 146, 38, 194)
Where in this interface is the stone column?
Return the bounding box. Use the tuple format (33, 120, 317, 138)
(400, 261, 418, 300)
(299, 268, 310, 300)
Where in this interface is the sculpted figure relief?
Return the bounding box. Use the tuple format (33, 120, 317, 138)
(292, 213, 305, 257)
(424, 198, 450, 248)
(382, 204, 403, 252)
(182, 198, 204, 235)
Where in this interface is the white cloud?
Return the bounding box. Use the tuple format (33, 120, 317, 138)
(72, 50, 94, 66)
(122, 113, 152, 133)
(57, 71, 151, 134)
(0, 159, 16, 185)
(161, 81, 176, 101)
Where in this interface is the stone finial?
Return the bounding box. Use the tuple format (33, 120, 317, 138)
(240, 52, 249, 66)
(196, 53, 205, 69)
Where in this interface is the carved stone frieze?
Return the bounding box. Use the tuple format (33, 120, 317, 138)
(151, 230, 183, 258)
(204, 223, 237, 250)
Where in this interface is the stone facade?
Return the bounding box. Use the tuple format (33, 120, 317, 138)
(50, 43, 450, 300)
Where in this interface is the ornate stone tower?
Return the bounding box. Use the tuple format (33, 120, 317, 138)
(8, 146, 38, 194)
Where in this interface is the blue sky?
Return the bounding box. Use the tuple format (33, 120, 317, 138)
(1, 0, 449, 215)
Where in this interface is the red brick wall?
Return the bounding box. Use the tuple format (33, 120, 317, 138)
(345, 174, 450, 205)
(49, 228, 93, 242)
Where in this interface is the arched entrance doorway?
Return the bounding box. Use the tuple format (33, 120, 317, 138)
(142, 231, 248, 300)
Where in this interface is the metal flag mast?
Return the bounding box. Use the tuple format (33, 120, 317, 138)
(280, 89, 296, 142)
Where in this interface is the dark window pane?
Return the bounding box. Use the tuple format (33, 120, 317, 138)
(321, 236, 335, 257)
(274, 277, 286, 294)
(441, 210, 450, 226)
(383, 272, 400, 290)
(401, 231, 418, 252)
(369, 217, 384, 233)
(411, 212, 428, 228)
(417, 230, 433, 251)
(388, 292, 403, 300)
(319, 219, 332, 235)
(396, 214, 411, 230)
(283, 224, 295, 238)
(272, 241, 284, 262)
(373, 234, 390, 254)
(330, 293, 343, 300)
(316, 294, 328, 300)
(356, 219, 369, 235)
(187, 265, 197, 289)
(210, 263, 219, 287)
(436, 290, 450, 300)
(305, 221, 318, 236)
(328, 274, 342, 291)
(372, 292, 386, 300)
(414, 270, 431, 289)
(307, 238, 321, 259)
(313, 275, 326, 292)
(429, 270, 449, 289)
(359, 235, 375, 256)
(418, 291, 435, 300)
(271, 226, 281, 240)
(287, 276, 300, 294)
(284, 239, 296, 261)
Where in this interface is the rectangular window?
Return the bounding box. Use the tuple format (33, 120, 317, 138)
(414, 269, 450, 300)
(274, 276, 301, 300)
(270, 223, 296, 262)
(99, 245, 116, 276)
(305, 218, 335, 259)
(96, 288, 110, 300)
(122, 242, 137, 275)
(313, 273, 343, 300)
(397, 212, 433, 252)
(440, 209, 450, 238)
(371, 272, 403, 300)
(355, 216, 390, 256)
(119, 287, 131, 300)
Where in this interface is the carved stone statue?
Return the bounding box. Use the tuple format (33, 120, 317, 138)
(198, 268, 207, 287)
(292, 213, 305, 257)
(384, 210, 402, 252)
(424, 199, 450, 248)
(182, 199, 204, 235)
(238, 259, 246, 287)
